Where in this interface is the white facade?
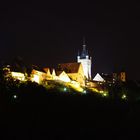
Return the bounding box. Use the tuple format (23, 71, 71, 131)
(77, 56, 92, 79)
(93, 73, 105, 82)
(77, 41, 92, 80)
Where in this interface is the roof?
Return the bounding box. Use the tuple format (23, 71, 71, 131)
(43, 68, 50, 72)
(80, 46, 88, 59)
(56, 71, 63, 76)
(58, 63, 81, 73)
(93, 73, 105, 82)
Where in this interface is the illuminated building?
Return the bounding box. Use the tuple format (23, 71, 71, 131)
(11, 72, 25, 81)
(56, 71, 71, 82)
(30, 69, 47, 84)
(43, 68, 52, 80)
(113, 71, 126, 82)
(58, 63, 85, 86)
(77, 38, 92, 80)
(93, 73, 105, 82)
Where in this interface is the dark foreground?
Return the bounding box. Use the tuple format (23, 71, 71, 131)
(0, 93, 140, 140)
(0, 80, 140, 140)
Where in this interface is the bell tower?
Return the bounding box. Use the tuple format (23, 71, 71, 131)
(77, 38, 92, 80)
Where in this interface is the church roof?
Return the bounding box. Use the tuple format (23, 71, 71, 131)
(78, 37, 89, 59)
(56, 71, 63, 76)
(80, 46, 88, 58)
(58, 63, 81, 73)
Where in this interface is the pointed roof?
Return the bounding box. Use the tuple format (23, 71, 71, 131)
(43, 68, 50, 73)
(93, 73, 105, 82)
(56, 71, 63, 76)
(43, 67, 51, 75)
(80, 37, 88, 58)
(52, 69, 56, 76)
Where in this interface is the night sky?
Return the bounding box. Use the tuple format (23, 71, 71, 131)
(0, 1, 140, 80)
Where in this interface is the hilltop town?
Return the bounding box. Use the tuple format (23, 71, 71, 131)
(0, 41, 131, 101)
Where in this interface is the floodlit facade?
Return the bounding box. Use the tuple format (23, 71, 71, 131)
(31, 69, 47, 84)
(11, 72, 25, 81)
(77, 39, 92, 80)
(58, 63, 85, 86)
(43, 68, 52, 80)
(56, 71, 71, 82)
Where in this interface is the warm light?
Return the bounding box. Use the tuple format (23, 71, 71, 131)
(103, 93, 107, 97)
(89, 88, 109, 96)
(122, 94, 127, 99)
(59, 76, 71, 82)
(83, 90, 87, 94)
(31, 75, 40, 83)
(11, 72, 25, 81)
(69, 81, 84, 92)
(100, 90, 104, 93)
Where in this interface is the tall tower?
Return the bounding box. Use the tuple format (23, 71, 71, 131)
(77, 38, 92, 80)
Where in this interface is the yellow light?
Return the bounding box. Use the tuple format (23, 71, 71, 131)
(122, 94, 127, 99)
(68, 81, 84, 92)
(100, 90, 104, 93)
(11, 72, 25, 81)
(64, 87, 67, 91)
(31, 75, 40, 84)
(59, 76, 70, 82)
(103, 93, 107, 97)
(83, 90, 87, 94)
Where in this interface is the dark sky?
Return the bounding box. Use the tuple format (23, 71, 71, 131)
(0, 1, 140, 80)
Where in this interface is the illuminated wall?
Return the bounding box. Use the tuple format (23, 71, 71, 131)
(11, 72, 25, 81)
(31, 69, 47, 84)
(58, 71, 71, 82)
(77, 43, 92, 80)
(67, 64, 85, 86)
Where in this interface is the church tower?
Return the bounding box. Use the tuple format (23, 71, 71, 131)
(77, 38, 92, 80)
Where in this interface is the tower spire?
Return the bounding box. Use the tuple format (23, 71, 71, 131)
(81, 37, 87, 58)
(83, 37, 86, 51)
(78, 50, 80, 56)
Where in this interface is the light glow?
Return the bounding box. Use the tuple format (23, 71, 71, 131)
(13, 95, 17, 99)
(64, 87, 67, 92)
(31, 75, 40, 83)
(83, 90, 87, 94)
(11, 72, 25, 81)
(59, 72, 71, 82)
(122, 94, 127, 99)
(103, 93, 107, 97)
(69, 81, 84, 92)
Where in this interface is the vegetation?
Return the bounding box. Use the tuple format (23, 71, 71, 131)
(0, 68, 140, 138)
